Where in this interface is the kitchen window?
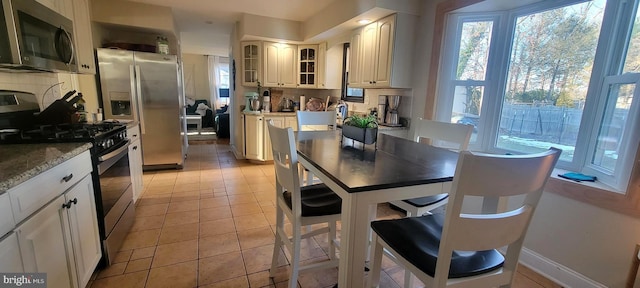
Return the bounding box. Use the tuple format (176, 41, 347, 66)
(341, 43, 364, 103)
(436, 0, 640, 192)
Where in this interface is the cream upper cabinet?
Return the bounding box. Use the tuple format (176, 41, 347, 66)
(72, 0, 96, 74)
(297, 45, 318, 88)
(348, 30, 363, 86)
(263, 42, 297, 88)
(242, 42, 262, 87)
(349, 14, 417, 88)
(38, 0, 74, 19)
(360, 21, 378, 87)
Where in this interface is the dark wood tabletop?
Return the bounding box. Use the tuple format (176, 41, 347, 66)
(296, 131, 459, 193)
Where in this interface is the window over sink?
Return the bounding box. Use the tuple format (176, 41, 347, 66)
(341, 43, 364, 103)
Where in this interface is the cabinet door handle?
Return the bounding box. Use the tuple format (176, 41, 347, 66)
(62, 198, 78, 209)
(62, 173, 73, 183)
(133, 146, 138, 150)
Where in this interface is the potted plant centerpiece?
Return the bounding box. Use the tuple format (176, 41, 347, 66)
(342, 114, 378, 145)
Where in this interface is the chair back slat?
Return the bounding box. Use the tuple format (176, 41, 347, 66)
(449, 206, 533, 251)
(455, 150, 560, 197)
(296, 111, 337, 131)
(267, 120, 302, 216)
(414, 118, 473, 151)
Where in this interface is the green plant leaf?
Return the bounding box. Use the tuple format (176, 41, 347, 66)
(344, 114, 378, 128)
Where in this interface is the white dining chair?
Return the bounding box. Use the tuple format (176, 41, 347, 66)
(296, 110, 337, 131)
(296, 110, 337, 185)
(389, 118, 473, 217)
(266, 120, 341, 288)
(368, 148, 561, 288)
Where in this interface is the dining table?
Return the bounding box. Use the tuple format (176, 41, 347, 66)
(295, 131, 460, 288)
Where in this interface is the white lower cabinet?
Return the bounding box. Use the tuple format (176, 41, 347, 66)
(244, 114, 264, 160)
(0, 233, 24, 273)
(244, 114, 297, 161)
(16, 174, 100, 288)
(129, 139, 144, 202)
(11, 152, 101, 288)
(64, 175, 102, 288)
(16, 195, 76, 288)
(127, 125, 144, 203)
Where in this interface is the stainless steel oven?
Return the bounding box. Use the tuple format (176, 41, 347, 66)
(97, 139, 135, 265)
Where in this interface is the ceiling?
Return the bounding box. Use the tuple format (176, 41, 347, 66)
(126, 0, 338, 56)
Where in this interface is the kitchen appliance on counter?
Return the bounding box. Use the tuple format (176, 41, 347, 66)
(96, 48, 185, 169)
(0, 0, 77, 72)
(281, 97, 294, 112)
(262, 90, 271, 113)
(243, 92, 259, 114)
(0, 90, 134, 267)
(382, 95, 402, 127)
(335, 100, 348, 125)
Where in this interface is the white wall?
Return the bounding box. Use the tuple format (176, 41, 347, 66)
(413, 1, 638, 287)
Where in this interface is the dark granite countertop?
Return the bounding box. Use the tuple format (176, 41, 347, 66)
(0, 143, 93, 193)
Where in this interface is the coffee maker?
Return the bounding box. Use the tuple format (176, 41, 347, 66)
(382, 95, 401, 126)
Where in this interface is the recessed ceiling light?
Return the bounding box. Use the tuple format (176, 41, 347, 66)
(358, 19, 371, 24)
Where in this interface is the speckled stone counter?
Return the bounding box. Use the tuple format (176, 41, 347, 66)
(0, 143, 93, 193)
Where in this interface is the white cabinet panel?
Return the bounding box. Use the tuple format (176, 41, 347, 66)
(17, 195, 76, 288)
(72, 0, 95, 74)
(0, 233, 24, 273)
(263, 42, 297, 88)
(244, 114, 264, 160)
(0, 193, 15, 237)
(64, 175, 101, 288)
(349, 14, 416, 88)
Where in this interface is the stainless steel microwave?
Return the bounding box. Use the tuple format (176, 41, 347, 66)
(0, 0, 77, 72)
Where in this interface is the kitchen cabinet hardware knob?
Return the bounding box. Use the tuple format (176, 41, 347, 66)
(62, 202, 71, 209)
(71, 198, 78, 205)
(133, 146, 138, 150)
(62, 173, 73, 182)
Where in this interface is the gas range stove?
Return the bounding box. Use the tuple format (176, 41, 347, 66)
(0, 123, 127, 155)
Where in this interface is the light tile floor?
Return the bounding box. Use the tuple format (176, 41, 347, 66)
(88, 140, 563, 288)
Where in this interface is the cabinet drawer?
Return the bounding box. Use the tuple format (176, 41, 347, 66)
(0, 193, 15, 237)
(127, 125, 141, 141)
(9, 151, 92, 223)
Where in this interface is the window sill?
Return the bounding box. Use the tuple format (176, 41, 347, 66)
(546, 168, 640, 218)
(550, 168, 623, 194)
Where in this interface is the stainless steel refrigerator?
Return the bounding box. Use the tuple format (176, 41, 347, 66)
(96, 48, 186, 169)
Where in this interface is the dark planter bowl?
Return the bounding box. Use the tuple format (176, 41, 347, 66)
(342, 125, 378, 144)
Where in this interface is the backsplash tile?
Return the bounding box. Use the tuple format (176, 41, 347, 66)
(0, 72, 77, 110)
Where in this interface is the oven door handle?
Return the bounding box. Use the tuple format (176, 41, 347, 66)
(98, 140, 130, 162)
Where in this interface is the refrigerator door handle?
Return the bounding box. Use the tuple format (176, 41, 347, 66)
(134, 65, 146, 134)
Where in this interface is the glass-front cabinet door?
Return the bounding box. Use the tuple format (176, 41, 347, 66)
(242, 41, 261, 87)
(298, 45, 318, 88)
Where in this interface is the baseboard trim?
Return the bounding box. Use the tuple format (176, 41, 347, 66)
(231, 144, 244, 160)
(518, 247, 607, 288)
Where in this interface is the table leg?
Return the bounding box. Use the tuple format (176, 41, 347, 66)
(338, 194, 373, 288)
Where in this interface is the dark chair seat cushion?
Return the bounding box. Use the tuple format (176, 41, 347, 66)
(403, 193, 448, 207)
(371, 214, 504, 278)
(283, 184, 342, 217)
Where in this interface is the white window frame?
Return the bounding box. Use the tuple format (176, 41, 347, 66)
(436, 0, 640, 192)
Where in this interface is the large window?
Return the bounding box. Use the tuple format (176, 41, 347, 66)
(437, 0, 640, 192)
